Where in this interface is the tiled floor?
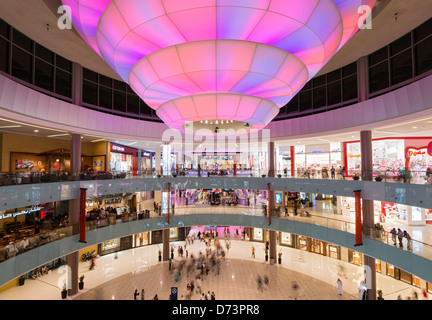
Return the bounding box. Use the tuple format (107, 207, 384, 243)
(0, 239, 427, 300)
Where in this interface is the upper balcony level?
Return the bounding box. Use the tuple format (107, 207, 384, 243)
(1, 171, 432, 211)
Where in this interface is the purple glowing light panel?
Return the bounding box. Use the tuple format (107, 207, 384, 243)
(62, 0, 375, 132)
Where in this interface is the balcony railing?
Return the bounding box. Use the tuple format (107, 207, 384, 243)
(0, 203, 430, 270)
(0, 169, 430, 185)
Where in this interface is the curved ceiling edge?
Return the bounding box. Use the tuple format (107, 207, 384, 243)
(1, 72, 432, 143)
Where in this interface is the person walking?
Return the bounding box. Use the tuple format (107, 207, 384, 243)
(252, 246, 255, 258)
(390, 228, 397, 246)
(397, 228, 404, 248)
(337, 278, 343, 296)
(331, 166, 336, 179)
(141, 289, 145, 300)
(134, 289, 139, 300)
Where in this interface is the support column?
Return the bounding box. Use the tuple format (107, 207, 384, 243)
(68, 133, 81, 296)
(268, 142, 275, 177)
(357, 56, 369, 102)
(138, 149, 142, 176)
(162, 229, 170, 261)
(155, 146, 161, 175)
(360, 130, 376, 300)
(269, 230, 277, 264)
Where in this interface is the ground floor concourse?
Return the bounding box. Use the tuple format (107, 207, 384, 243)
(0, 238, 426, 301)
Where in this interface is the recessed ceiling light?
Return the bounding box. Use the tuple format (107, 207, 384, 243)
(34, 130, 39, 133)
(47, 133, 70, 138)
(412, 126, 417, 129)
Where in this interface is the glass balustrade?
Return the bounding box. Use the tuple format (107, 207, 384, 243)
(1, 202, 431, 270)
(1, 169, 430, 185)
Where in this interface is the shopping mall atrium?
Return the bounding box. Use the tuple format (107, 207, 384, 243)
(0, 0, 431, 303)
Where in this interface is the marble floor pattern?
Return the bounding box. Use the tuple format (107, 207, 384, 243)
(0, 239, 427, 300)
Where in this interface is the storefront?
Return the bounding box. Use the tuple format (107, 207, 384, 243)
(338, 196, 426, 226)
(344, 137, 432, 177)
(140, 151, 153, 174)
(293, 143, 342, 177)
(109, 143, 139, 174)
(199, 154, 239, 171)
(280, 232, 294, 247)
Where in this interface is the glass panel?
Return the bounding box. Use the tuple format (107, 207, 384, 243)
(113, 90, 126, 112)
(327, 80, 341, 105)
(327, 69, 341, 82)
(35, 44, 54, 64)
(342, 62, 357, 77)
(390, 33, 411, 56)
(55, 55, 72, 72)
(415, 36, 432, 75)
(55, 68, 72, 97)
(390, 49, 413, 85)
(369, 47, 388, 66)
(414, 18, 432, 43)
(82, 80, 98, 105)
(313, 86, 326, 108)
(285, 96, 298, 113)
(12, 29, 32, 52)
(140, 101, 152, 115)
(114, 79, 127, 91)
(99, 74, 112, 88)
(127, 94, 140, 114)
(83, 67, 98, 82)
(342, 74, 357, 101)
(12, 45, 32, 83)
(99, 85, 112, 109)
(303, 80, 312, 90)
(369, 61, 389, 93)
(35, 58, 54, 91)
(312, 74, 326, 87)
(0, 37, 9, 73)
(0, 18, 9, 39)
(299, 90, 312, 111)
(127, 84, 135, 94)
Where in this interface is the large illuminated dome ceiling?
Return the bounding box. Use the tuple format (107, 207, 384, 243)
(62, 0, 375, 133)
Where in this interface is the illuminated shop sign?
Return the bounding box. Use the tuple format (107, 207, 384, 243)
(112, 145, 125, 152)
(0, 207, 42, 220)
(311, 149, 323, 153)
(348, 153, 361, 158)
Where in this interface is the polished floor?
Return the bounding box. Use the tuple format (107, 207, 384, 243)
(0, 239, 427, 300)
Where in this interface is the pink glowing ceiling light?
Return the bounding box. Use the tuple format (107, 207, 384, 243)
(62, 0, 376, 132)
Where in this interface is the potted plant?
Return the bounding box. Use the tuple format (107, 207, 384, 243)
(277, 174, 282, 178)
(79, 275, 85, 290)
(61, 284, 67, 299)
(18, 275, 25, 286)
(261, 174, 266, 178)
(375, 175, 383, 181)
(278, 252, 282, 264)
